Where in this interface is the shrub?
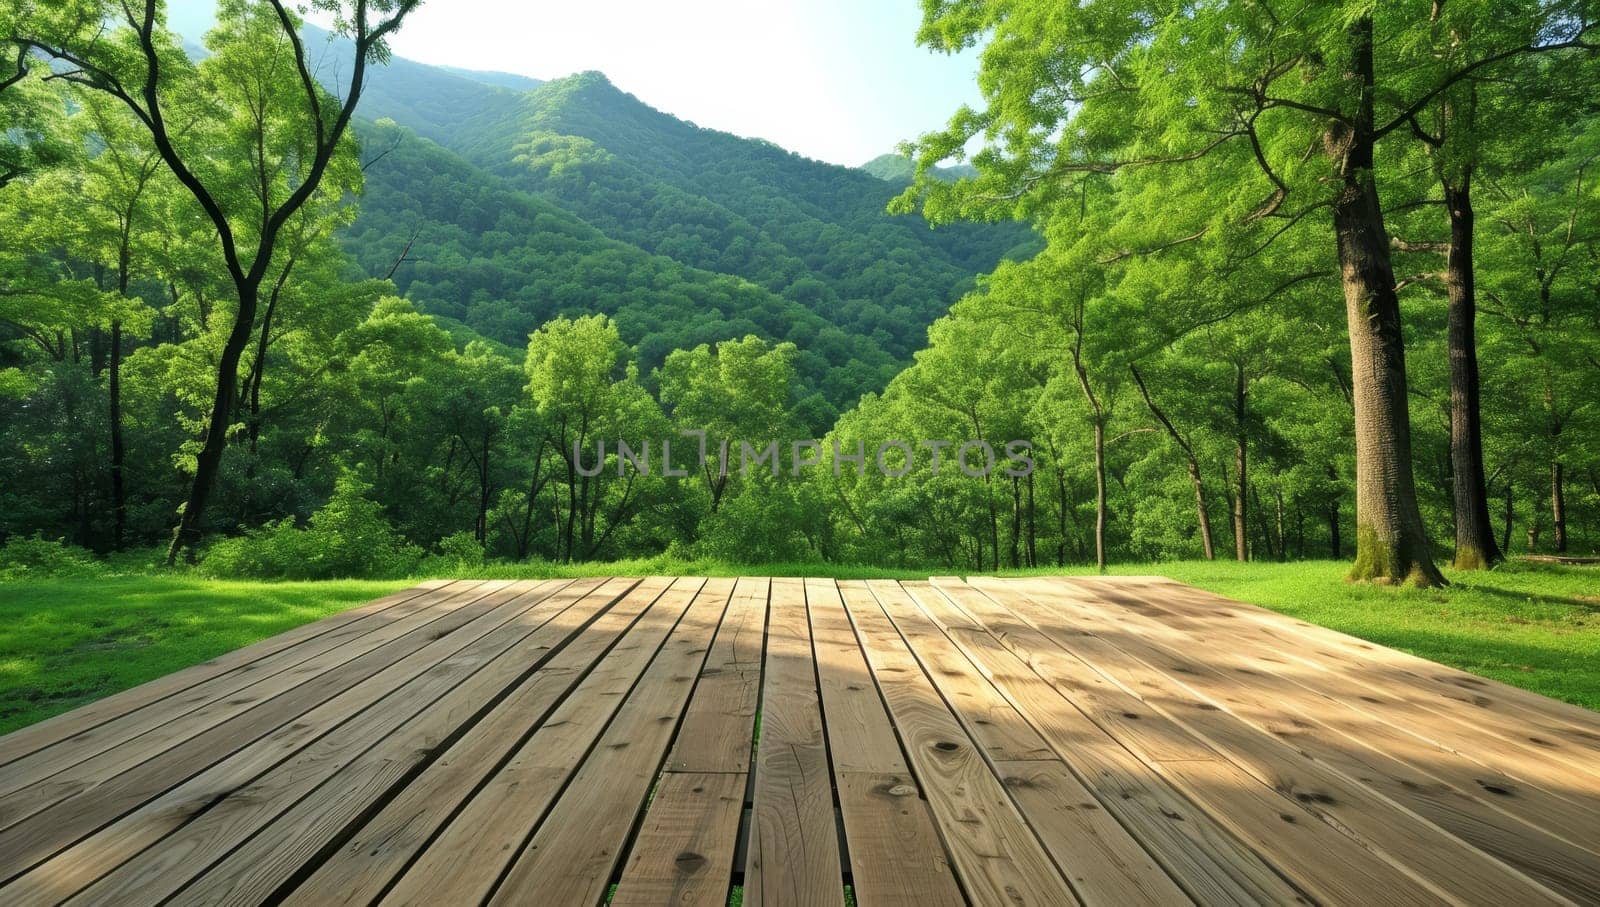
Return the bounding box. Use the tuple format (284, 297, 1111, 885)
(0, 534, 105, 580)
(201, 476, 424, 579)
(419, 530, 486, 575)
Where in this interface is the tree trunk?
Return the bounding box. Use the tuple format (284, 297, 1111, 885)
(1055, 466, 1068, 567)
(1329, 499, 1343, 559)
(1551, 461, 1567, 553)
(1441, 172, 1501, 570)
(1190, 460, 1216, 560)
(167, 282, 261, 563)
(1501, 478, 1515, 555)
(1026, 470, 1038, 568)
(1232, 363, 1249, 562)
(1009, 476, 1022, 568)
(1274, 488, 1287, 562)
(109, 319, 125, 551)
(1328, 15, 1446, 586)
(1130, 364, 1215, 559)
(476, 429, 492, 546)
(246, 259, 293, 457)
(1091, 419, 1107, 572)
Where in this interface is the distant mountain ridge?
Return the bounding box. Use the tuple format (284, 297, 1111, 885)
(171, 11, 1036, 420)
(860, 153, 979, 184)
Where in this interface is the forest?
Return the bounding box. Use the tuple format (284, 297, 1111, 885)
(1, 0, 1597, 588)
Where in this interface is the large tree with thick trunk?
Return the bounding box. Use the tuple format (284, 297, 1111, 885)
(8, 0, 421, 561)
(899, 1, 1597, 585)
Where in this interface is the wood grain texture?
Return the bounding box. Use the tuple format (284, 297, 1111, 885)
(809, 578, 963, 907)
(846, 580, 1079, 907)
(610, 772, 747, 907)
(954, 579, 1485, 906)
(665, 575, 768, 773)
(0, 575, 1594, 907)
(983, 576, 1599, 901)
(41, 579, 587, 907)
(377, 577, 695, 905)
(921, 579, 1308, 906)
(893, 582, 1195, 907)
(487, 578, 727, 906)
(742, 578, 843, 907)
(283, 577, 659, 907)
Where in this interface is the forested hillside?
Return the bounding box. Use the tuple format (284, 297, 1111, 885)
(295, 25, 1034, 410)
(1, 0, 1596, 583)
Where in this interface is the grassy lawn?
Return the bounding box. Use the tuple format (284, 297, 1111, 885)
(0, 576, 409, 735)
(1, 559, 1594, 735)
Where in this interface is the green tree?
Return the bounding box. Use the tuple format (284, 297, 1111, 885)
(899, 1, 1599, 585)
(10, 0, 423, 560)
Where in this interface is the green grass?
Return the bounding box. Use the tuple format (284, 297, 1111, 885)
(0, 575, 409, 735)
(1, 559, 1594, 735)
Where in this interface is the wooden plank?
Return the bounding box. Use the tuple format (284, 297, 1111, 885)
(877, 585, 1054, 764)
(609, 773, 747, 907)
(934, 579, 1460, 906)
(0, 579, 493, 803)
(886, 582, 1193, 907)
(486, 578, 732, 906)
(808, 577, 910, 774)
(158, 577, 639, 907)
(1060, 577, 1600, 827)
(984, 577, 1600, 900)
(917, 580, 1306, 906)
(807, 578, 962, 907)
(284, 577, 667, 907)
(841, 581, 1078, 907)
(0, 580, 455, 768)
(2, 578, 597, 905)
(741, 577, 844, 907)
(1088, 576, 1600, 779)
(1111, 576, 1600, 752)
(664, 575, 768, 773)
(611, 577, 766, 906)
(0, 579, 538, 881)
(953, 579, 1569, 905)
(374, 577, 705, 905)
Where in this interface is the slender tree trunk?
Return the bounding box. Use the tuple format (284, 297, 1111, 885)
(166, 282, 260, 563)
(1329, 499, 1343, 559)
(1551, 461, 1567, 553)
(1055, 467, 1068, 567)
(1232, 363, 1249, 562)
(1274, 488, 1287, 562)
(246, 259, 293, 456)
(1501, 478, 1515, 555)
(1130, 364, 1215, 559)
(1026, 471, 1038, 568)
(1187, 462, 1216, 561)
(1009, 476, 1022, 568)
(476, 428, 492, 545)
(1441, 171, 1501, 569)
(1091, 420, 1107, 571)
(109, 320, 125, 551)
(1327, 15, 1446, 586)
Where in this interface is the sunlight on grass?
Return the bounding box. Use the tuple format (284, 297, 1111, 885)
(0, 576, 409, 734)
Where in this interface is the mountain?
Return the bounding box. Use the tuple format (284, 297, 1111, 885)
(176, 18, 1037, 420)
(860, 153, 979, 184)
(346, 120, 903, 420)
(436, 66, 544, 92)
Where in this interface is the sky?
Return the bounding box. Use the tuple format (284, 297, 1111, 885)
(165, 0, 985, 168)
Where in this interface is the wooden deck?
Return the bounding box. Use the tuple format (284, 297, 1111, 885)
(2, 577, 1599, 905)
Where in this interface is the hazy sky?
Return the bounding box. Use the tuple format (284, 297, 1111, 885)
(165, 0, 984, 167)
